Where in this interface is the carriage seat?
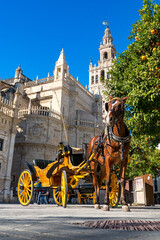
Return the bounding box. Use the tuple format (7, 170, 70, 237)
(33, 159, 54, 169)
(71, 147, 83, 154)
(70, 147, 84, 166)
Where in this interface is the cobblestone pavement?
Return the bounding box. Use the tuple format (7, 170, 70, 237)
(0, 204, 160, 239)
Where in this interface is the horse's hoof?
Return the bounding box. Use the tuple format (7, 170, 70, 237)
(122, 205, 130, 212)
(94, 204, 101, 209)
(103, 205, 110, 211)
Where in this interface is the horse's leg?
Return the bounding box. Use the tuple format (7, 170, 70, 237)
(96, 165, 106, 207)
(90, 161, 100, 209)
(103, 158, 110, 211)
(120, 158, 130, 212)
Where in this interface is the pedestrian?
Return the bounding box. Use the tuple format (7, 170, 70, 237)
(37, 188, 49, 204)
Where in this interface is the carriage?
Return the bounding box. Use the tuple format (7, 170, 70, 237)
(17, 142, 120, 208)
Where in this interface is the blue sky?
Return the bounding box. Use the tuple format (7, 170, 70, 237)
(0, 0, 159, 87)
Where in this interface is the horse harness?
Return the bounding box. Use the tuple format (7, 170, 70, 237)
(89, 125, 131, 168)
(89, 99, 131, 171)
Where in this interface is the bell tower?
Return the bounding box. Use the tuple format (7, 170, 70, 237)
(89, 21, 116, 121)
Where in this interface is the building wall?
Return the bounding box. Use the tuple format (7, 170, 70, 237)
(0, 94, 19, 201)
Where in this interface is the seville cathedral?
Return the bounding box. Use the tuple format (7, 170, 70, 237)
(0, 24, 116, 201)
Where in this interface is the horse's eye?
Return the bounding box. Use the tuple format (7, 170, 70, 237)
(112, 100, 116, 104)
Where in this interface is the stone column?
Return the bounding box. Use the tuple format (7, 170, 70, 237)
(3, 132, 16, 202)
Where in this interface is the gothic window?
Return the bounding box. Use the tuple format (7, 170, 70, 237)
(100, 70, 105, 82)
(103, 52, 108, 60)
(36, 92, 40, 98)
(112, 52, 115, 59)
(91, 76, 94, 84)
(96, 75, 98, 84)
(0, 139, 4, 151)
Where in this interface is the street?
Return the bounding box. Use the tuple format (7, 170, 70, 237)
(0, 204, 160, 239)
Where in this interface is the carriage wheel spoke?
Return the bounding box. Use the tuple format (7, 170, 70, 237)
(18, 170, 33, 206)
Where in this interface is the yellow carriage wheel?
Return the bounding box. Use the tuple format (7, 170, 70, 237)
(53, 188, 62, 206)
(93, 191, 96, 205)
(17, 169, 33, 206)
(61, 171, 68, 208)
(109, 172, 121, 208)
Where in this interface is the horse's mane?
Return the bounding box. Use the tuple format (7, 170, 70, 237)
(109, 97, 122, 102)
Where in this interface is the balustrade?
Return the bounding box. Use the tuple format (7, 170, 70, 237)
(18, 106, 61, 120)
(69, 119, 103, 129)
(0, 96, 14, 117)
(25, 76, 54, 86)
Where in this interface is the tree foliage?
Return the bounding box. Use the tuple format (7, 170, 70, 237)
(104, 0, 160, 178)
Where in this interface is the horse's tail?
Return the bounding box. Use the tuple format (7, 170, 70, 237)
(129, 147, 144, 159)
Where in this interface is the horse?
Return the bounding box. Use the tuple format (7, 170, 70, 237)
(88, 96, 131, 211)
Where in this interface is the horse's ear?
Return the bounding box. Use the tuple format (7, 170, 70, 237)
(105, 102, 109, 111)
(121, 96, 129, 102)
(109, 96, 113, 101)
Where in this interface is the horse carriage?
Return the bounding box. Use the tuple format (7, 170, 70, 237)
(17, 142, 120, 208)
(18, 96, 132, 211)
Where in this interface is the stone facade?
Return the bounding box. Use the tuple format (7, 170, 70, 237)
(0, 84, 19, 201)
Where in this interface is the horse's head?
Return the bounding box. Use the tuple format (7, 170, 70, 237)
(105, 96, 129, 126)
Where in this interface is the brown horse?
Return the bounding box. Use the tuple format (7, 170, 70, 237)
(88, 96, 131, 211)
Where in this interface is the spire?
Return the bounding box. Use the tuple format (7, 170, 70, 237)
(17, 64, 22, 70)
(101, 21, 113, 46)
(56, 48, 67, 66)
(14, 64, 23, 85)
(15, 64, 23, 78)
(89, 56, 93, 68)
(99, 21, 116, 62)
(54, 49, 69, 80)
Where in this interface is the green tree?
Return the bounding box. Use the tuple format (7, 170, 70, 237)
(104, 0, 160, 178)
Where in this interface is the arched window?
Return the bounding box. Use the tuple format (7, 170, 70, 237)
(96, 75, 98, 83)
(100, 70, 105, 82)
(91, 76, 94, 84)
(101, 70, 105, 78)
(103, 52, 108, 60)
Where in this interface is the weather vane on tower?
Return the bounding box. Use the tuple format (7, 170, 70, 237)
(102, 20, 109, 28)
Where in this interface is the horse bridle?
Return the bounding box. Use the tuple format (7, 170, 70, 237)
(105, 101, 131, 161)
(108, 101, 125, 125)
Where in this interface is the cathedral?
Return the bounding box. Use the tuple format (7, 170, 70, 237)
(0, 24, 116, 201)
